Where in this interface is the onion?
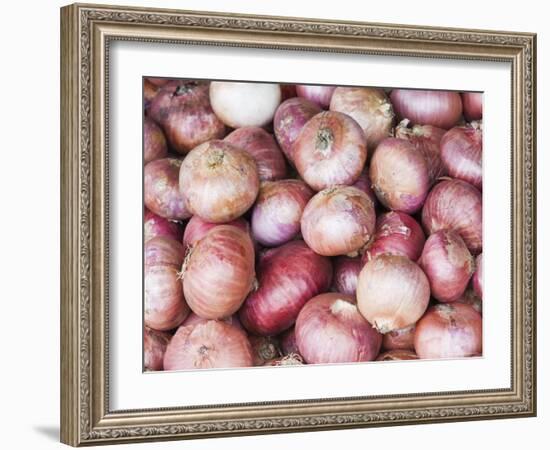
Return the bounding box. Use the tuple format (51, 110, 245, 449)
(414, 303, 482, 359)
(369, 138, 430, 213)
(224, 127, 287, 181)
(182, 225, 255, 319)
(394, 119, 447, 182)
(456, 289, 483, 314)
(419, 230, 474, 303)
(144, 236, 185, 267)
(462, 92, 483, 121)
(144, 209, 183, 243)
(357, 254, 430, 333)
(332, 256, 363, 296)
(363, 211, 426, 263)
(329, 87, 394, 150)
(179, 140, 260, 223)
(472, 253, 483, 299)
(351, 171, 377, 207)
(273, 97, 321, 163)
(251, 179, 313, 247)
(280, 84, 297, 101)
(249, 336, 281, 366)
(263, 354, 304, 366)
(280, 327, 299, 355)
(163, 320, 253, 370)
(239, 240, 332, 336)
(209, 82, 281, 128)
(144, 117, 167, 164)
(146, 77, 171, 87)
(183, 311, 244, 331)
(301, 186, 375, 256)
(295, 293, 382, 364)
(382, 324, 416, 351)
(390, 89, 463, 129)
(293, 111, 367, 191)
(421, 179, 483, 254)
(143, 79, 159, 107)
(376, 350, 419, 361)
(183, 215, 248, 249)
(144, 158, 191, 220)
(441, 122, 483, 189)
(144, 327, 171, 371)
(296, 84, 336, 108)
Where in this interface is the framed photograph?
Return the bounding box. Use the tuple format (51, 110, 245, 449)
(60, 3, 537, 446)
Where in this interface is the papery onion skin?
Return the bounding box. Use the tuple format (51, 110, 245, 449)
(239, 240, 332, 336)
(182, 311, 244, 331)
(183, 215, 248, 249)
(382, 324, 416, 351)
(144, 209, 183, 243)
(144, 117, 168, 164)
(456, 289, 483, 315)
(376, 350, 419, 361)
(441, 123, 483, 189)
(296, 84, 336, 109)
(179, 140, 260, 223)
(163, 320, 253, 370)
(351, 171, 377, 207)
(274, 97, 321, 163)
(329, 87, 394, 150)
(390, 89, 463, 129)
(332, 256, 363, 296)
(462, 93, 483, 121)
(251, 179, 313, 247)
(210, 82, 282, 128)
(182, 225, 255, 319)
(144, 236, 185, 267)
(293, 111, 367, 191)
(472, 253, 483, 300)
(357, 254, 430, 333)
(301, 186, 376, 257)
(419, 230, 474, 303)
(144, 158, 191, 220)
(280, 327, 299, 355)
(369, 138, 430, 214)
(296, 293, 382, 364)
(414, 303, 482, 359)
(263, 353, 304, 366)
(421, 179, 483, 254)
(144, 327, 171, 371)
(249, 335, 281, 366)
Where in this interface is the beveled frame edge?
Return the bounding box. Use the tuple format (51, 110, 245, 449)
(60, 2, 537, 446)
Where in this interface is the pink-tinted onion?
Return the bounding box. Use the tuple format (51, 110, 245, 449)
(296, 84, 336, 108)
(473, 253, 483, 300)
(280, 327, 299, 356)
(382, 324, 416, 351)
(376, 350, 419, 361)
(182, 311, 244, 331)
(144, 209, 184, 243)
(249, 335, 281, 366)
(144, 236, 185, 267)
(351, 171, 377, 206)
(263, 354, 304, 366)
(183, 215, 248, 249)
(280, 84, 297, 101)
(144, 327, 171, 371)
(456, 289, 483, 315)
(144, 116, 167, 164)
(332, 256, 363, 296)
(462, 92, 483, 121)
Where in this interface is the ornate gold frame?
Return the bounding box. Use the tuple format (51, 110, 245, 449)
(60, 3, 536, 446)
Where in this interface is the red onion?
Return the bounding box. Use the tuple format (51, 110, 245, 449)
(363, 211, 425, 263)
(144, 158, 191, 220)
(357, 254, 430, 333)
(144, 209, 183, 243)
(144, 236, 185, 267)
(263, 354, 304, 366)
(239, 240, 332, 336)
(182, 225, 255, 319)
(143, 79, 158, 107)
(421, 179, 483, 254)
(249, 336, 281, 366)
(163, 320, 253, 370)
(456, 289, 483, 314)
(182, 311, 244, 331)
(280, 327, 299, 355)
(295, 293, 382, 364)
(183, 215, 248, 249)
(224, 127, 287, 181)
(414, 303, 482, 359)
(144, 116, 167, 164)
(376, 350, 419, 361)
(179, 140, 260, 223)
(296, 84, 336, 108)
(472, 253, 483, 299)
(441, 122, 483, 189)
(329, 87, 394, 150)
(144, 327, 171, 371)
(390, 89, 463, 129)
(369, 138, 430, 213)
(462, 92, 483, 121)
(273, 97, 321, 163)
(293, 111, 367, 191)
(301, 186, 376, 256)
(251, 180, 313, 247)
(280, 84, 297, 101)
(332, 256, 363, 296)
(209, 82, 281, 128)
(419, 230, 474, 303)
(382, 324, 416, 351)
(351, 171, 377, 207)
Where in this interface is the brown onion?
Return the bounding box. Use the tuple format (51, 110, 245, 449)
(421, 179, 483, 254)
(239, 240, 332, 336)
(296, 293, 382, 364)
(249, 336, 281, 366)
(296, 84, 336, 108)
(301, 186, 375, 256)
(419, 230, 474, 303)
(182, 226, 255, 319)
(369, 138, 430, 213)
(293, 111, 367, 191)
(414, 303, 482, 359)
(456, 289, 483, 314)
(382, 324, 416, 351)
(472, 253, 483, 299)
(332, 256, 363, 296)
(357, 254, 430, 333)
(144, 209, 183, 243)
(183, 215, 248, 249)
(179, 140, 260, 223)
(164, 320, 253, 370)
(280, 327, 299, 355)
(462, 93, 483, 121)
(376, 350, 419, 361)
(263, 354, 304, 366)
(144, 327, 171, 371)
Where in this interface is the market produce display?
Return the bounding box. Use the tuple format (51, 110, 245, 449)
(143, 78, 483, 372)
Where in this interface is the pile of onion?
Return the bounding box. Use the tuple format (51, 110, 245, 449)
(296, 84, 336, 108)
(144, 209, 184, 243)
(143, 116, 167, 164)
(144, 327, 172, 371)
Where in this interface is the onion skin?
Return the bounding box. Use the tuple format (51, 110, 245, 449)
(456, 289, 483, 315)
(251, 179, 313, 247)
(144, 117, 168, 164)
(472, 253, 483, 299)
(144, 236, 185, 267)
(144, 327, 171, 371)
(144, 209, 183, 243)
(183, 215, 248, 249)
(183, 312, 244, 331)
(332, 256, 363, 296)
(357, 254, 430, 333)
(273, 97, 321, 163)
(144, 158, 191, 220)
(179, 140, 260, 223)
(329, 87, 394, 150)
(163, 320, 253, 370)
(295, 293, 382, 364)
(382, 325, 416, 351)
(182, 226, 255, 319)
(441, 123, 483, 189)
(390, 89, 463, 129)
(376, 350, 419, 361)
(249, 336, 281, 366)
(419, 230, 474, 303)
(280, 327, 299, 355)
(421, 179, 483, 254)
(293, 111, 367, 191)
(239, 240, 332, 336)
(301, 186, 376, 257)
(462, 93, 483, 121)
(263, 353, 304, 366)
(280, 84, 297, 101)
(224, 127, 287, 181)
(296, 84, 336, 109)
(369, 138, 430, 213)
(351, 171, 377, 207)
(414, 303, 482, 359)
